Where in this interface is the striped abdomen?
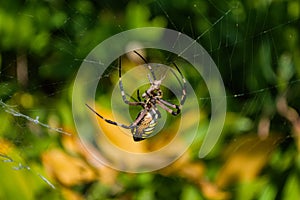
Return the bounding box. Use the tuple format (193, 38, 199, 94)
(131, 109, 160, 141)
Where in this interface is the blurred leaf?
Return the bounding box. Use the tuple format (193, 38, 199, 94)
(216, 134, 281, 188)
(125, 2, 166, 28)
(181, 184, 202, 200)
(236, 179, 268, 200)
(61, 188, 84, 200)
(61, 133, 119, 186)
(0, 162, 35, 200)
(198, 180, 231, 200)
(42, 149, 97, 187)
(258, 184, 276, 200)
(0, 139, 45, 200)
(282, 172, 300, 200)
(277, 53, 294, 91)
(135, 187, 155, 200)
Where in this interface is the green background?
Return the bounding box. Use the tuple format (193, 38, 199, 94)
(0, 0, 300, 199)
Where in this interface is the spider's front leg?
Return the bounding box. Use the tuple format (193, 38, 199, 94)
(118, 57, 144, 106)
(86, 104, 132, 129)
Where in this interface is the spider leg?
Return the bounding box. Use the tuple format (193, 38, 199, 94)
(159, 99, 180, 114)
(153, 105, 161, 118)
(156, 100, 180, 116)
(137, 89, 142, 102)
(130, 109, 148, 127)
(118, 57, 144, 106)
(133, 50, 157, 80)
(171, 62, 187, 109)
(86, 104, 132, 129)
(125, 92, 139, 102)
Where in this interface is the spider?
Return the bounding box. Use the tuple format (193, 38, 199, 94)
(86, 51, 187, 141)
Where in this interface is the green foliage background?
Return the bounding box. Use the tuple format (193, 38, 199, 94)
(0, 0, 300, 199)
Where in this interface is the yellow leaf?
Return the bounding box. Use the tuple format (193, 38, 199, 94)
(42, 149, 97, 186)
(216, 134, 280, 188)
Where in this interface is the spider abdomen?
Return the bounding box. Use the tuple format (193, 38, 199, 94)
(131, 109, 160, 141)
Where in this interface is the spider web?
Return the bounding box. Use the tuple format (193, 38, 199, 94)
(0, 0, 299, 198)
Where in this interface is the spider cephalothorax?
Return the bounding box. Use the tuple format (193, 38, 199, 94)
(86, 51, 186, 141)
